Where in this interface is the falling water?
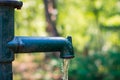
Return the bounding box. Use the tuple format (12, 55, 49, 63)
(62, 59, 69, 80)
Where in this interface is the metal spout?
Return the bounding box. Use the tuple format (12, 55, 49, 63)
(7, 36, 74, 59)
(60, 36, 74, 59)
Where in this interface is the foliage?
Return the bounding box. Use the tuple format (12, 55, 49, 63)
(57, 0, 120, 52)
(13, 0, 120, 80)
(69, 51, 120, 80)
(15, 0, 46, 36)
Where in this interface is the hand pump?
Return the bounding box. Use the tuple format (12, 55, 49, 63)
(0, 0, 74, 80)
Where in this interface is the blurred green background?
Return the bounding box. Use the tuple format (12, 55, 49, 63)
(13, 0, 120, 80)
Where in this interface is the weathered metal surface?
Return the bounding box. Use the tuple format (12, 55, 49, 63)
(0, 6, 14, 80)
(0, 7, 14, 62)
(0, 0, 23, 9)
(0, 0, 22, 80)
(7, 36, 74, 58)
(0, 63, 13, 80)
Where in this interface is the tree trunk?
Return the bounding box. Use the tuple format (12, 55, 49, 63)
(43, 0, 59, 36)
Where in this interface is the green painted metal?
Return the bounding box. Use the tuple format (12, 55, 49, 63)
(7, 36, 74, 58)
(0, 5, 14, 80)
(0, 0, 22, 80)
(0, 0, 23, 9)
(0, 6, 14, 62)
(0, 0, 74, 80)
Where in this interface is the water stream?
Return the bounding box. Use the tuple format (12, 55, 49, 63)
(62, 59, 69, 80)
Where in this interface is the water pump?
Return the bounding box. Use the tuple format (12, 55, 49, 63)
(0, 0, 74, 80)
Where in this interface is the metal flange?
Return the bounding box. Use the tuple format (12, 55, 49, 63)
(0, 0, 23, 9)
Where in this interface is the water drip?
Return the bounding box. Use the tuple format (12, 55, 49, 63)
(62, 59, 69, 80)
